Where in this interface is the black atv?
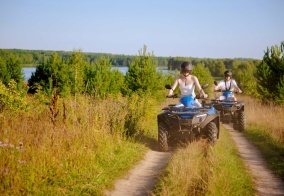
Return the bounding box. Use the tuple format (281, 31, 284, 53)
(211, 81, 245, 132)
(157, 84, 220, 152)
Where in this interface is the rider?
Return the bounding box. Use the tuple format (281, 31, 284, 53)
(214, 70, 242, 101)
(167, 61, 208, 107)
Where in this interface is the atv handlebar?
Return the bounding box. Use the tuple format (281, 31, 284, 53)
(214, 89, 241, 94)
(195, 95, 208, 99)
(166, 94, 208, 100)
(166, 94, 179, 98)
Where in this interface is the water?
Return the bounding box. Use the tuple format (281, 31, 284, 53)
(111, 67, 129, 75)
(23, 67, 36, 81)
(23, 67, 170, 81)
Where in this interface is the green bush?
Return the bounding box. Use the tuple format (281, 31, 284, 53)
(0, 80, 27, 112)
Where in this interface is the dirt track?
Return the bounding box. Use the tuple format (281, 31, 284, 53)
(105, 125, 284, 196)
(223, 124, 284, 196)
(105, 150, 171, 196)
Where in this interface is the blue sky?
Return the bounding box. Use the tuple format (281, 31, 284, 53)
(0, 0, 283, 59)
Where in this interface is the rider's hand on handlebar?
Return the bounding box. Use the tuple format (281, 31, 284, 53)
(214, 89, 221, 92)
(203, 94, 208, 99)
(199, 94, 208, 99)
(196, 94, 208, 99)
(166, 94, 178, 98)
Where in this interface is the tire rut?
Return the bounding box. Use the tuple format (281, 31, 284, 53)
(223, 124, 284, 196)
(105, 150, 171, 196)
(105, 124, 284, 196)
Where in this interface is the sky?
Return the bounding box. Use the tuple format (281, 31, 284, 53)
(0, 0, 283, 60)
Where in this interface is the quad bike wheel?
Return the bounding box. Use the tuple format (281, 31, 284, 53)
(206, 122, 218, 145)
(158, 123, 169, 152)
(237, 111, 246, 132)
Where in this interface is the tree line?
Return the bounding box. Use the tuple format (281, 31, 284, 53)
(0, 42, 283, 105)
(1, 48, 261, 78)
(0, 49, 169, 68)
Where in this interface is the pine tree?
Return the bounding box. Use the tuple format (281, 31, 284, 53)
(86, 57, 124, 97)
(124, 45, 163, 96)
(257, 41, 284, 104)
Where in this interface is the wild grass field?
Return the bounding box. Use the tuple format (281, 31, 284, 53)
(0, 92, 158, 195)
(1, 87, 284, 195)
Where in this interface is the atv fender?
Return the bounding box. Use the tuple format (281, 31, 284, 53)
(200, 115, 220, 138)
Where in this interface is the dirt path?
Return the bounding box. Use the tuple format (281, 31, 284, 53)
(223, 124, 284, 196)
(105, 150, 172, 196)
(105, 124, 284, 196)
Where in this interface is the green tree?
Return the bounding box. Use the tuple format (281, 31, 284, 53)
(86, 58, 124, 97)
(192, 63, 214, 95)
(28, 52, 71, 96)
(124, 45, 163, 96)
(256, 41, 284, 104)
(6, 55, 24, 87)
(233, 61, 258, 96)
(68, 50, 87, 96)
(206, 60, 226, 77)
(0, 57, 9, 85)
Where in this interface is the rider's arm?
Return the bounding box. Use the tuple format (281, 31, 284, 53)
(214, 81, 223, 92)
(193, 76, 208, 98)
(232, 80, 242, 93)
(167, 78, 179, 96)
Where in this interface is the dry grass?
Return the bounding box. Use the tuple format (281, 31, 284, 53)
(239, 94, 284, 143)
(238, 95, 284, 179)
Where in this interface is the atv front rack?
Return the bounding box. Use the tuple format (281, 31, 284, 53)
(162, 106, 210, 112)
(162, 106, 211, 117)
(212, 100, 243, 112)
(211, 99, 238, 104)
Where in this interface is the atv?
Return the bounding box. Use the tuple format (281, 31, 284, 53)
(157, 84, 220, 152)
(211, 81, 245, 132)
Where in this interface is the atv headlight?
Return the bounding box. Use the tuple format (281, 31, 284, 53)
(192, 114, 207, 124)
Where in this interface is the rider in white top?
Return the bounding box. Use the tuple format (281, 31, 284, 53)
(214, 70, 242, 101)
(167, 62, 208, 107)
(179, 83, 196, 97)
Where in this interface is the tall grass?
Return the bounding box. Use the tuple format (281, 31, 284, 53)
(241, 95, 284, 143)
(240, 95, 284, 179)
(153, 127, 254, 195)
(0, 92, 158, 195)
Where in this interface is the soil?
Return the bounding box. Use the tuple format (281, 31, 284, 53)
(105, 150, 172, 196)
(223, 124, 284, 196)
(105, 124, 284, 196)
